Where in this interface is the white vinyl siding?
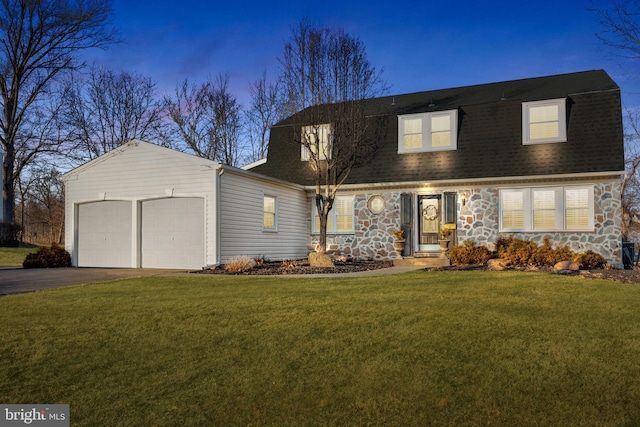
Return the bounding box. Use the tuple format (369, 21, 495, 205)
(219, 170, 308, 263)
(62, 141, 218, 268)
(522, 98, 567, 144)
(312, 195, 354, 234)
(301, 123, 331, 160)
(500, 185, 593, 232)
(263, 195, 277, 231)
(398, 110, 458, 153)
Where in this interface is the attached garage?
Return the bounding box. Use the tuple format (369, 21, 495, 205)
(62, 140, 219, 269)
(62, 139, 309, 269)
(140, 197, 205, 269)
(77, 201, 132, 267)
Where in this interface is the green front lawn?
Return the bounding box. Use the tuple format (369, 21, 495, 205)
(0, 246, 39, 267)
(2, 271, 640, 426)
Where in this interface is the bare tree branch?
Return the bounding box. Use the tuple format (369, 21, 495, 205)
(279, 18, 388, 255)
(165, 74, 243, 166)
(0, 0, 117, 224)
(60, 65, 165, 161)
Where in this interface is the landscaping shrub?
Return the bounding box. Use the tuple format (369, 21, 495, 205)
(0, 223, 20, 247)
(494, 235, 514, 259)
(501, 238, 538, 265)
(574, 250, 607, 269)
(530, 238, 574, 267)
(493, 236, 607, 269)
(282, 259, 298, 269)
(253, 256, 267, 267)
(447, 239, 492, 265)
(224, 255, 255, 273)
(22, 244, 71, 268)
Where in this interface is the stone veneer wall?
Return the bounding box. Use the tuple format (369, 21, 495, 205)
(310, 192, 402, 260)
(309, 182, 622, 263)
(457, 182, 623, 264)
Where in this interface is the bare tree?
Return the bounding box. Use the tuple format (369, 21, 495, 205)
(164, 79, 217, 160)
(246, 71, 283, 162)
(16, 165, 64, 244)
(279, 19, 387, 257)
(592, 1, 640, 238)
(592, 0, 640, 60)
(621, 108, 640, 238)
(165, 74, 243, 166)
(0, 0, 117, 224)
(211, 75, 243, 166)
(61, 65, 165, 161)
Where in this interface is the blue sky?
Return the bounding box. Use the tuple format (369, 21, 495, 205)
(88, 0, 639, 108)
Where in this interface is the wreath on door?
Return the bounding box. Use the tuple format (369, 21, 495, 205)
(422, 205, 439, 221)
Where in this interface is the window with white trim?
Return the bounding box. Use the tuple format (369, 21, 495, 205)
(263, 195, 277, 231)
(499, 186, 593, 232)
(312, 195, 354, 234)
(301, 124, 331, 160)
(398, 110, 458, 153)
(533, 188, 560, 230)
(522, 98, 567, 144)
(565, 187, 590, 230)
(501, 190, 525, 230)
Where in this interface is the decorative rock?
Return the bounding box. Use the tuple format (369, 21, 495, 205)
(309, 252, 335, 267)
(487, 258, 511, 271)
(554, 261, 580, 271)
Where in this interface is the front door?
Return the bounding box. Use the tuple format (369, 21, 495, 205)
(418, 195, 441, 252)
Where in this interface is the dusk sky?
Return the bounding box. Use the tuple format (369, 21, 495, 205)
(88, 0, 639, 108)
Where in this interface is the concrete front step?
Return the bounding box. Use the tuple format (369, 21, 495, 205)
(393, 255, 450, 268)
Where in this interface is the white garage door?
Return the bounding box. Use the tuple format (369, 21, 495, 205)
(77, 201, 132, 267)
(141, 198, 205, 269)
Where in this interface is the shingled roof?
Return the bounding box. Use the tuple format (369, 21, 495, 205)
(252, 69, 624, 186)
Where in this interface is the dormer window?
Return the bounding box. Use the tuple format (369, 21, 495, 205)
(301, 124, 331, 160)
(398, 110, 458, 153)
(522, 98, 567, 144)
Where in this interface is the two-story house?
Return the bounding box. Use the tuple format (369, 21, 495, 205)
(62, 70, 624, 268)
(251, 69, 624, 264)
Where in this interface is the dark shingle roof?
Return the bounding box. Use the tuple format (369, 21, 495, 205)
(253, 70, 623, 185)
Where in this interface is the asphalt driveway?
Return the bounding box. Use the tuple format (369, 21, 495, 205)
(0, 267, 185, 296)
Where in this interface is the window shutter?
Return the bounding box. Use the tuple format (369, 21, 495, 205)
(401, 193, 413, 256)
(444, 192, 456, 224)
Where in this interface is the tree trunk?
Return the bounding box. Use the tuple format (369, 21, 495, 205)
(310, 193, 335, 268)
(315, 194, 328, 253)
(2, 148, 15, 224)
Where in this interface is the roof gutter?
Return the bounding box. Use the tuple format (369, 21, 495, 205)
(302, 171, 625, 193)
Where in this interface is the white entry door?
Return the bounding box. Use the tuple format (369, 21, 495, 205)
(77, 201, 132, 267)
(140, 198, 205, 269)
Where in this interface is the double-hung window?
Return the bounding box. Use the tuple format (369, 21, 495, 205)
(312, 195, 354, 234)
(499, 186, 593, 232)
(398, 110, 458, 153)
(263, 195, 277, 231)
(301, 124, 331, 160)
(501, 190, 526, 230)
(565, 187, 591, 230)
(522, 98, 567, 144)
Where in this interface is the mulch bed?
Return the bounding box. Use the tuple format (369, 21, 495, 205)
(196, 259, 394, 276)
(426, 264, 640, 284)
(196, 258, 640, 284)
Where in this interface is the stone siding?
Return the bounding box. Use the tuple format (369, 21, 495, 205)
(310, 182, 622, 264)
(457, 183, 622, 264)
(310, 193, 402, 260)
